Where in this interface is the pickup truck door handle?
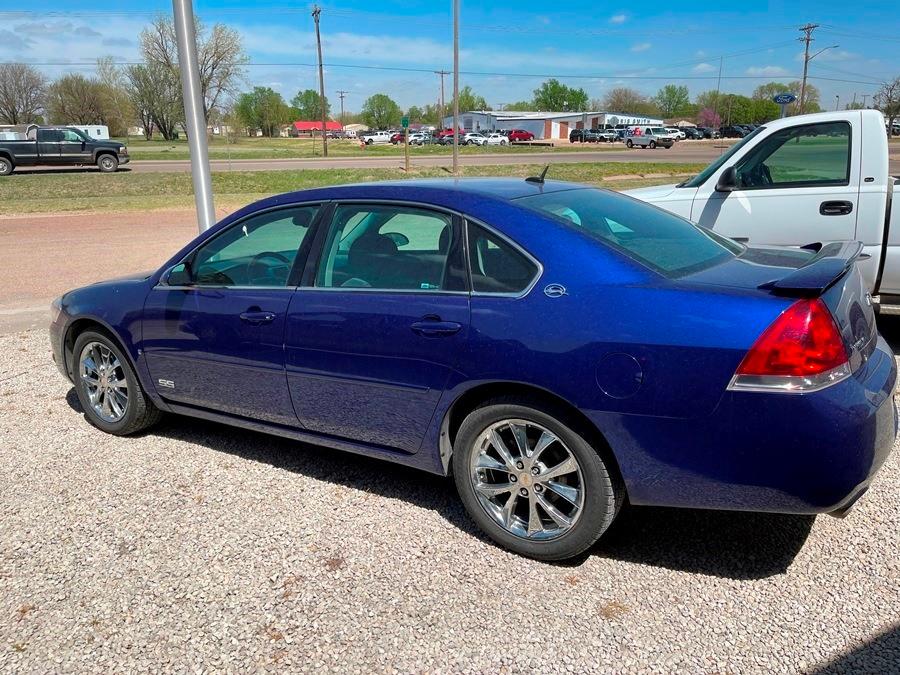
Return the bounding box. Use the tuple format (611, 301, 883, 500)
(820, 200, 854, 216)
(239, 310, 276, 325)
(410, 316, 463, 337)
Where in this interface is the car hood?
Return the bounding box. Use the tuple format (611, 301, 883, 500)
(623, 183, 681, 201)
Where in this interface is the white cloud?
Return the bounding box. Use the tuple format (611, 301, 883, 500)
(609, 14, 627, 24)
(695, 50, 706, 58)
(794, 48, 859, 63)
(746, 65, 790, 77)
(630, 42, 651, 53)
(692, 62, 717, 74)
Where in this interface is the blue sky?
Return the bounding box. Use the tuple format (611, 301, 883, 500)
(1, 1, 896, 112)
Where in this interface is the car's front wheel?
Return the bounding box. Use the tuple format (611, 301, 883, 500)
(0, 156, 13, 175)
(453, 399, 620, 560)
(97, 154, 119, 172)
(626, 139, 633, 148)
(73, 330, 162, 436)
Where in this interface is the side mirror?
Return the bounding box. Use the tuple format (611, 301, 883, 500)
(164, 262, 192, 286)
(715, 166, 739, 193)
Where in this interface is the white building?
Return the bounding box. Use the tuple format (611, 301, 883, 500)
(441, 110, 663, 140)
(70, 124, 110, 140)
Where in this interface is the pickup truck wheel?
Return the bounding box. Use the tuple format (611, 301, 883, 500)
(97, 154, 119, 173)
(649, 140, 657, 149)
(625, 139, 633, 148)
(366, 139, 373, 145)
(0, 157, 13, 175)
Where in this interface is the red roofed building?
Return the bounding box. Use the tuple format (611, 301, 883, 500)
(291, 120, 343, 136)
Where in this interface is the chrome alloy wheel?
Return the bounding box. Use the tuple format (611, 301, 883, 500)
(469, 419, 584, 541)
(79, 341, 128, 423)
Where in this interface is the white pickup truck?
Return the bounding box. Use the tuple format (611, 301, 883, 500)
(626, 109, 900, 311)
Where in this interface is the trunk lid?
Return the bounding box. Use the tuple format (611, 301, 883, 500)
(684, 240, 878, 373)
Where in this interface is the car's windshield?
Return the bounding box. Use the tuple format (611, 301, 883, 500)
(516, 188, 743, 277)
(680, 126, 765, 188)
(650, 128, 668, 134)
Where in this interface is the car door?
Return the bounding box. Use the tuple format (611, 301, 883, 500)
(284, 202, 470, 453)
(142, 204, 321, 425)
(691, 120, 859, 246)
(36, 128, 61, 162)
(59, 129, 92, 163)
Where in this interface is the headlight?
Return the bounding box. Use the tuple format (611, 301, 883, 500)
(119, 146, 128, 154)
(50, 296, 63, 323)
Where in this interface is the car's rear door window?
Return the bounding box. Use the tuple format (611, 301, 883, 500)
(516, 188, 742, 277)
(467, 222, 539, 294)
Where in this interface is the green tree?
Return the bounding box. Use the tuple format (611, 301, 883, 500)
(653, 84, 690, 118)
(290, 89, 329, 120)
(123, 62, 182, 140)
(420, 103, 441, 125)
(235, 86, 291, 137)
(504, 100, 534, 111)
(532, 79, 588, 112)
(875, 77, 900, 133)
(719, 94, 755, 125)
(46, 73, 110, 125)
(603, 87, 659, 115)
(361, 93, 402, 129)
(451, 86, 489, 112)
(406, 105, 424, 122)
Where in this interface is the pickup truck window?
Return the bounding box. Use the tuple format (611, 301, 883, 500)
(734, 121, 851, 188)
(680, 126, 765, 188)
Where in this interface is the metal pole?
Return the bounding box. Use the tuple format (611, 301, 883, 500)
(313, 5, 328, 157)
(337, 90, 348, 127)
(452, 0, 460, 176)
(173, 0, 214, 233)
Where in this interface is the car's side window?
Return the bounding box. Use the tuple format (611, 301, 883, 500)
(317, 204, 462, 291)
(182, 205, 318, 288)
(467, 222, 539, 295)
(62, 130, 82, 142)
(735, 121, 851, 188)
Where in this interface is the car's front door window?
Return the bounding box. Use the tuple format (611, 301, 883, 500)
(316, 204, 464, 291)
(185, 206, 318, 287)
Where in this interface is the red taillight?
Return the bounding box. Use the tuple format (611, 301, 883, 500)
(735, 298, 848, 378)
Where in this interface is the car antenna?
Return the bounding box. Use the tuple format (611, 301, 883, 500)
(525, 165, 550, 184)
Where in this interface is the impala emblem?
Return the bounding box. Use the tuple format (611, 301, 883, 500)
(543, 284, 568, 298)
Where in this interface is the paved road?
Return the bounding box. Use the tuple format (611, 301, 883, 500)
(128, 144, 733, 173)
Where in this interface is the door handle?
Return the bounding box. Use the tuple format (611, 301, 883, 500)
(820, 200, 853, 216)
(239, 310, 276, 325)
(410, 317, 462, 337)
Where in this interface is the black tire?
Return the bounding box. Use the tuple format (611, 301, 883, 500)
(453, 397, 621, 561)
(72, 329, 162, 436)
(625, 139, 633, 148)
(649, 140, 657, 149)
(0, 156, 13, 175)
(97, 154, 119, 173)
(366, 139, 373, 145)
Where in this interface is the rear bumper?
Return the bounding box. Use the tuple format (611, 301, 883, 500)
(596, 335, 897, 514)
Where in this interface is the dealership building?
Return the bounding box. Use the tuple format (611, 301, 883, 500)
(441, 110, 664, 139)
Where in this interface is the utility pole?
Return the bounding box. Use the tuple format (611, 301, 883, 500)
(173, 0, 214, 233)
(713, 55, 724, 122)
(798, 23, 838, 115)
(312, 5, 327, 157)
(835, 94, 840, 111)
(861, 94, 869, 108)
(337, 89, 348, 126)
(434, 70, 448, 130)
(452, 0, 460, 176)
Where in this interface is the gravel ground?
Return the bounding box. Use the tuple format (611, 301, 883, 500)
(1, 329, 898, 673)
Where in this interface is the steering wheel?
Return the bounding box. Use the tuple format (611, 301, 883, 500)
(741, 162, 773, 188)
(247, 251, 291, 283)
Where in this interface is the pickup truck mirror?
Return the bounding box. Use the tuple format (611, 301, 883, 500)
(715, 166, 739, 193)
(164, 262, 192, 286)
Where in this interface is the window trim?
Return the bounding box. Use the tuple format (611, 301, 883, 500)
(302, 199, 469, 295)
(464, 217, 543, 299)
(157, 201, 326, 291)
(731, 120, 853, 192)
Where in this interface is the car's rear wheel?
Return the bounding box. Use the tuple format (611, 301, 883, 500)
(0, 156, 14, 175)
(73, 330, 162, 436)
(97, 154, 118, 172)
(453, 399, 620, 560)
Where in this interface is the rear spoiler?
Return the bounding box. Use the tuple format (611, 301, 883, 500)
(758, 241, 864, 297)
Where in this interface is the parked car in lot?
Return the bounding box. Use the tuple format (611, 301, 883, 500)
(0, 125, 129, 175)
(625, 127, 674, 149)
(408, 132, 437, 146)
(681, 127, 704, 140)
(49, 175, 896, 560)
(360, 130, 392, 145)
(463, 132, 489, 146)
(507, 129, 535, 142)
(627, 109, 900, 310)
(696, 126, 721, 139)
(664, 127, 685, 140)
(390, 132, 406, 144)
(719, 125, 747, 138)
(485, 133, 509, 146)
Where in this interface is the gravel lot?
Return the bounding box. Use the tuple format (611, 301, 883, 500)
(1, 328, 898, 673)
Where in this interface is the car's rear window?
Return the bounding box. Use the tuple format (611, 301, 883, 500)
(516, 188, 742, 277)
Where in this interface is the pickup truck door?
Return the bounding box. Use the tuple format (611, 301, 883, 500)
(36, 129, 62, 161)
(59, 129, 93, 163)
(691, 118, 860, 247)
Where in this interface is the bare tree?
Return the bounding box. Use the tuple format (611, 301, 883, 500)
(601, 87, 659, 116)
(96, 56, 135, 137)
(123, 62, 182, 140)
(0, 63, 46, 124)
(875, 77, 900, 134)
(139, 15, 247, 120)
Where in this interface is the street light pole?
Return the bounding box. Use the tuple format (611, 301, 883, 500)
(452, 0, 460, 176)
(312, 5, 328, 157)
(172, 0, 214, 233)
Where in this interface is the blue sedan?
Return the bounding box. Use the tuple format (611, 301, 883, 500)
(50, 178, 897, 560)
